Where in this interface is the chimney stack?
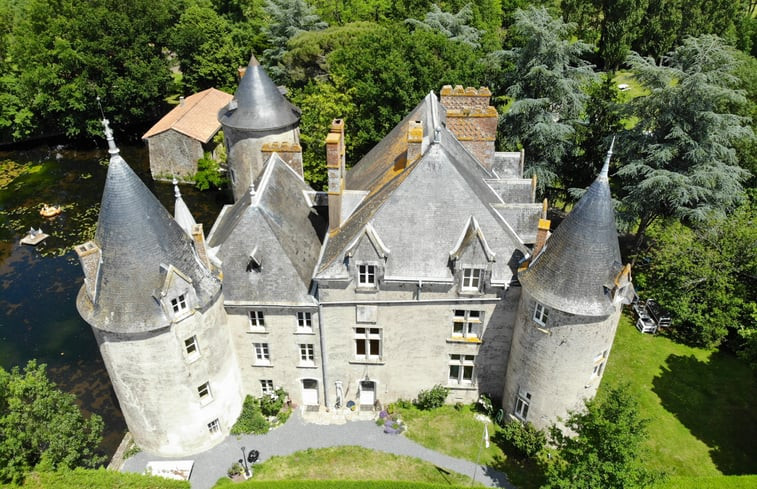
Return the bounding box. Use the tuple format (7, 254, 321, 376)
(326, 119, 346, 233)
(261, 141, 304, 178)
(405, 120, 424, 167)
(75, 241, 102, 302)
(531, 199, 551, 259)
(439, 85, 498, 171)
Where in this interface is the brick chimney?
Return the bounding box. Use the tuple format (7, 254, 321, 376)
(440, 85, 498, 171)
(261, 141, 304, 178)
(326, 119, 346, 233)
(532, 199, 551, 258)
(405, 120, 424, 167)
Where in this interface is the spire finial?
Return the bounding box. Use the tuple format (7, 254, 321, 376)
(249, 183, 256, 199)
(249, 53, 260, 67)
(101, 118, 120, 156)
(600, 136, 615, 178)
(173, 177, 181, 199)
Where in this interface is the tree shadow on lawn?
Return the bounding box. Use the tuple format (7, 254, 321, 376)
(652, 351, 757, 474)
(488, 430, 546, 489)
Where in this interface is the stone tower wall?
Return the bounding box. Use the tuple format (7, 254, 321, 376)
(502, 287, 620, 430)
(224, 126, 300, 201)
(92, 294, 243, 456)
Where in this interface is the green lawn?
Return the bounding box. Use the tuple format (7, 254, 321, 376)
(601, 315, 757, 477)
(214, 446, 479, 487)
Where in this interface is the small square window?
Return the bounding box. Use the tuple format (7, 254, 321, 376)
(197, 382, 212, 404)
(533, 303, 549, 326)
(249, 311, 265, 330)
(299, 343, 315, 366)
(297, 312, 313, 332)
(207, 418, 220, 434)
(462, 268, 483, 291)
(171, 294, 188, 313)
(514, 391, 531, 420)
(254, 343, 270, 365)
(358, 264, 376, 287)
(261, 379, 274, 395)
(184, 336, 200, 359)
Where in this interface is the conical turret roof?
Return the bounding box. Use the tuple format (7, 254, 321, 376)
(81, 121, 220, 333)
(518, 149, 621, 316)
(218, 55, 301, 131)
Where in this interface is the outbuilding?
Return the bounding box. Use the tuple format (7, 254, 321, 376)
(143, 88, 233, 181)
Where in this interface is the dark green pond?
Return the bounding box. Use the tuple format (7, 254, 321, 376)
(0, 143, 230, 459)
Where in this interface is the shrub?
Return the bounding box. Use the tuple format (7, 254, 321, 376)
(227, 462, 244, 478)
(500, 419, 547, 458)
(414, 385, 449, 410)
(194, 152, 226, 191)
(476, 393, 493, 416)
(260, 388, 287, 417)
(231, 396, 269, 435)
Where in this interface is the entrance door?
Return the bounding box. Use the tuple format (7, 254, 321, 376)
(359, 380, 375, 406)
(302, 379, 319, 405)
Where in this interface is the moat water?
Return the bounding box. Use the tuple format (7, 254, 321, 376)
(0, 143, 230, 459)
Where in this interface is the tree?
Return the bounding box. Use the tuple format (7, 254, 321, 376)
(168, 4, 248, 94)
(0, 360, 105, 484)
(405, 3, 485, 48)
(5, 0, 176, 139)
(617, 35, 754, 251)
(543, 385, 660, 489)
(499, 7, 596, 192)
(634, 197, 756, 350)
(597, 0, 648, 71)
(261, 0, 327, 83)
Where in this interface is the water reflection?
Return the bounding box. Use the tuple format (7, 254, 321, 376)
(0, 143, 230, 459)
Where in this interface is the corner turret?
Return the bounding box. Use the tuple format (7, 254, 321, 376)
(502, 141, 632, 429)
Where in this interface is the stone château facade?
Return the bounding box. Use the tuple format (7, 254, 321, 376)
(75, 56, 633, 456)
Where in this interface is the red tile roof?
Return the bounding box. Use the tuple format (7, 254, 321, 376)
(142, 88, 233, 143)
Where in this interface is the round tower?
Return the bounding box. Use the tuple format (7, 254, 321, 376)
(75, 120, 243, 456)
(502, 144, 633, 430)
(219, 55, 301, 201)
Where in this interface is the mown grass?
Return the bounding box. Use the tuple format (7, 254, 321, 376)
(601, 315, 757, 477)
(214, 481, 472, 489)
(217, 446, 479, 487)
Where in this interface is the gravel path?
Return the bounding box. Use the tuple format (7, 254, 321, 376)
(122, 410, 515, 489)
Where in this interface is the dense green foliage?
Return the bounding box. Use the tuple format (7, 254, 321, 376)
(231, 395, 271, 435)
(617, 35, 754, 245)
(543, 384, 661, 489)
(0, 361, 105, 484)
(15, 468, 189, 489)
(634, 196, 757, 354)
(498, 7, 596, 191)
(414, 384, 449, 410)
(194, 152, 227, 190)
(498, 420, 546, 458)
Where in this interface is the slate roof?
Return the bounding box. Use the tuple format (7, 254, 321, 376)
(78, 126, 221, 333)
(518, 159, 621, 316)
(142, 88, 232, 142)
(207, 155, 326, 305)
(317, 93, 529, 284)
(218, 56, 301, 132)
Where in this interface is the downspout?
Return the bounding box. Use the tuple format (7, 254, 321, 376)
(314, 282, 331, 409)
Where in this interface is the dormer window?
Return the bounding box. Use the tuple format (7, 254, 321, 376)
(358, 264, 376, 287)
(461, 268, 483, 291)
(171, 294, 188, 314)
(534, 302, 549, 326)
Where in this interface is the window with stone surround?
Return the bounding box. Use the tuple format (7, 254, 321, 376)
(184, 335, 200, 361)
(299, 343, 315, 366)
(533, 302, 549, 326)
(452, 310, 483, 339)
(261, 379, 274, 395)
(461, 268, 483, 291)
(197, 382, 212, 404)
(355, 327, 381, 361)
(207, 418, 220, 434)
(297, 312, 313, 332)
(514, 390, 531, 420)
(448, 354, 475, 384)
(249, 311, 265, 331)
(171, 294, 188, 314)
(358, 264, 376, 287)
(254, 343, 270, 365)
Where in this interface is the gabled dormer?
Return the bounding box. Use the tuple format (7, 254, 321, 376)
(449, 216, 496, 294)
(154, 264, 198, 322)
(345, 222, 390, 290)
